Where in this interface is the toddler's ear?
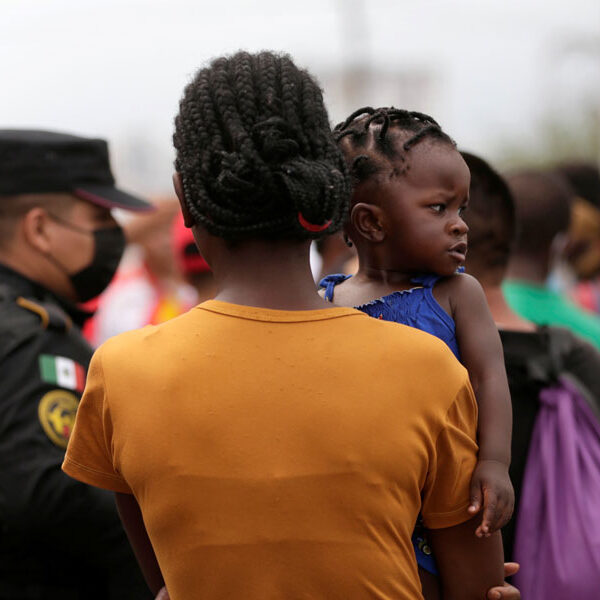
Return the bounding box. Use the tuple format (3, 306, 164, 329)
(350, 202, 386, 243)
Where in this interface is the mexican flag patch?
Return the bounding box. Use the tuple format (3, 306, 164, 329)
(39, 354, 86, 393)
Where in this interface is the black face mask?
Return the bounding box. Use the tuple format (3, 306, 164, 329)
(68, 226, 126, 302)
(47, 215, 126, 302)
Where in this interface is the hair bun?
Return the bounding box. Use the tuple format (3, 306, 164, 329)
(277, 158, 347, 230)
(252, 117, 299, 163)
(214, 150, 262, 199)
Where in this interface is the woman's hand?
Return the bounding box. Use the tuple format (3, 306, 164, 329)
(155, 587, 170, 600)
(487, 563, 520, 599)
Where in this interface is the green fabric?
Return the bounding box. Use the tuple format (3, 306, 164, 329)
(503, 279, 600, 350)
(39, 354, 57, 383)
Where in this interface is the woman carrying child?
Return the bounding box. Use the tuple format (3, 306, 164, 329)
(63, 54, 511, 599)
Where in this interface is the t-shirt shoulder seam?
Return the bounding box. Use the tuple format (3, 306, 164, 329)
(432, 377, 476, 444)
(70, 345, 119, 482)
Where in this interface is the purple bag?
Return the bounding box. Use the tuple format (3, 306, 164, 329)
(513, 375, 600, 599)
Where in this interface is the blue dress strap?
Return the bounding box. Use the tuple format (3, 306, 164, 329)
(318, 274, 352, 302)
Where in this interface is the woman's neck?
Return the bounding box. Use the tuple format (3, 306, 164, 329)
(211, 240, 330, 311)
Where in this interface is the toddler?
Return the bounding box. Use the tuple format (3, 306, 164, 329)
(320, 107, 514, 570)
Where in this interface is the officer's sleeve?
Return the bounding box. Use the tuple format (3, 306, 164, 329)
(421, 380, 479, 529)
(0, 317, 151, 598)
(63, 344, 132, 493)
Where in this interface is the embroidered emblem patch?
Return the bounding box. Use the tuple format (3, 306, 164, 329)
(39, 354, 86, 392)
(38, 389, 79, 448)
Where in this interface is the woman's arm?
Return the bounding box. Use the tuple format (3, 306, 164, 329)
(429, 515, 504, 600)
(448, 273, 514, 534)
(115, 492, 165, 595)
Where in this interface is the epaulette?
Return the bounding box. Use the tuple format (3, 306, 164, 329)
(15, 296, 73, 332)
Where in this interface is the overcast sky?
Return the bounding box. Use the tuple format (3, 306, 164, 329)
(1, 0, 598, 195)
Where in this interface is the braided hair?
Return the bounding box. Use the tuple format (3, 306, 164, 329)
(173, 51, 351, 240)
(333, 107, 455, 187)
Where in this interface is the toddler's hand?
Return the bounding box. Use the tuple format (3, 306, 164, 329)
(468, 459, 514, 537)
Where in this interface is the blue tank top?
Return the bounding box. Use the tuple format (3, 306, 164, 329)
(319, 272, 461, 360)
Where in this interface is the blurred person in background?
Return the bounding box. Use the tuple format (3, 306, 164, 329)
(172, 211, 215, 301)
(503, 169, 600, 350)
(86, 198, 198, 345)
(463, 151, 600, 596)
(556, 164, 600, 313)
(313, 232, 356, 281)
(0, 130, 153, 599)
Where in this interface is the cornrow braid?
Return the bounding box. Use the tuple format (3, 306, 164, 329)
(173, 51, 351, 240)
(333, 106, 455, 186)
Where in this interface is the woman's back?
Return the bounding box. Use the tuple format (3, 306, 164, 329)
(62, 51, 504, 600)
(65, 299, 477, 599)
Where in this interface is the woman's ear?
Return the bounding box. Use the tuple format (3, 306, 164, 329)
(350, 202, 386, 243)
(172, 172, 195, 228)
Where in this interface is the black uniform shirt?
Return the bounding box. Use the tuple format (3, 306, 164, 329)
(0, 263, 151, 600)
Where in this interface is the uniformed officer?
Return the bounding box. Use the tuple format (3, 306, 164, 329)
(0, 130, 154, 599)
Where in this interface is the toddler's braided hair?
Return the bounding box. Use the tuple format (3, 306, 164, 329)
(173, 51, 351, 240)
(333, 107, 455, 187)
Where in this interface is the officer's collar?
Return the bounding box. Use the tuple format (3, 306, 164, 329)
(0, 262, 94, 329)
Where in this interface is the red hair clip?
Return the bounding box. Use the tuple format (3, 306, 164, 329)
(298, 212, 332, 233)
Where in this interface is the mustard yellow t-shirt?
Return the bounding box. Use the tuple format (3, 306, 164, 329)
(63, 300, 477, 600)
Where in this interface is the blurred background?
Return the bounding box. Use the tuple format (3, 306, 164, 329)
(2, 0, 598, 197)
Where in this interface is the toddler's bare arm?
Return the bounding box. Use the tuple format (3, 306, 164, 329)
(448, 273, 514, 535)
(429, 515, 504, 599)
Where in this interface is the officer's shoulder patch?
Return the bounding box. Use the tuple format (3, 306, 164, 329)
(38, 389, 79, 448)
